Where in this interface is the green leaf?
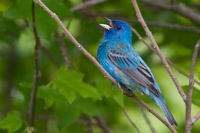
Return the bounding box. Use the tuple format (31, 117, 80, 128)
(79, 98, 102, 116)
(53, 66, 101, 103)
(182, 85, 200, 107)
(96, 79, 125, 107)
(54, 101, 80, 129)
(35, 4, 58, 40)
(37, 85, 65, 109)
(0, 110, 22, 133)
(42, 0, 73, 17)
(54, 97, 101, 129)
(4, 0, 32, 19)
(112, 88, 124, 108)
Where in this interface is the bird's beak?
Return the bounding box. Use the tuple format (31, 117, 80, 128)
(99, 17, 113, 30)
(99, 24, 111, 30)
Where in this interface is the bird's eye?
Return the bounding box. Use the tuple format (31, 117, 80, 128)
(116, 25, 122, 30)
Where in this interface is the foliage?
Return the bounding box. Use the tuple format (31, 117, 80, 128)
(0, 0, 200, 133)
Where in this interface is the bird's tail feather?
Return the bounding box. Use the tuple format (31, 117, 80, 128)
(155, 97, 178, 126)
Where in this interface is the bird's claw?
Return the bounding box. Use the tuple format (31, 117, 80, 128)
(117, 83, 133, 97)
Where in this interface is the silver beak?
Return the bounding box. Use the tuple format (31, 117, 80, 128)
(99, 24, 111, 30)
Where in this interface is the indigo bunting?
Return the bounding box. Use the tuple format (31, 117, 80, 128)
(97, 18, 177, 126)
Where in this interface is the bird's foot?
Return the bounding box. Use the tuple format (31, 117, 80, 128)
(117, 83, 133, 97)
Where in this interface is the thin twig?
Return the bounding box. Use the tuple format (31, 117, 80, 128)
(130, 20, 200, 33)
(28, 1, 40, 127)
(3, 46, 15, 115)
(146, 21, 200, 33)
(123, 109, 141, 133)
(86, 116, 93, 133)
(130, 94, 176, 133)
(167, 60, 200, 86)
(138, 105, 156, 133)
(40, 45, 60, 67)
(131, 0, 186, 102)
(140, 0, 200, 24)
(36, 0, 118, 85)
(55, 31, 73, 69)
(36, 0, 177, 131)
(185, 40, 200, 133)
(131, 28, 200, 86)
(70, 0, 106, 12)
(94, 117, 111, 133)
(191, 112, 200, 125)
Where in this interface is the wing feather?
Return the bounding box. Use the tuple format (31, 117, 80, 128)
(108, 46, 159, 96)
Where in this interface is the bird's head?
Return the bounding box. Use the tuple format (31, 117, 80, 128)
(100, 18, 132, 45)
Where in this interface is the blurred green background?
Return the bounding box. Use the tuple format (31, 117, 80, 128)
(0, 0, 200, 132)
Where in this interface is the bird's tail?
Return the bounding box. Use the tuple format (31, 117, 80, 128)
(154, 97, 178, 126)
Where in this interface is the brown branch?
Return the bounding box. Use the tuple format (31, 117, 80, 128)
(28, 1, 41, 127)
(86, 116, 93, 133)
(131, 0, 186, 102)
(2, 46, 15, 115)
(185, 40, 200, 133)
(54, 31, 73, 69)
(94, 117, 111, 133)
(131, 28, 200, 86)
(167, 60, 200, 86)
(129, 94, 176, 133)
(70, 0, 106, 12)
(36, 0, 118, 85)
(36, 0, 177, 131)
(130, 20, 200, 33)
(191, 112, 200, 125)
(140, 0, 200, 24)
(138, 105, 156, 133)
(40, 45, 60, 67)
(123, 109, 141, 133)
(146, 21, 200, 33)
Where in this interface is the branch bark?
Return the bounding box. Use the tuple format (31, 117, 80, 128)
(131, 0, 186, 102)
(28, 1, 41, 127)
(185, 40, 200, 133)
(94, 117, 111, 133)
(123, 109, 141, 133)
(191, 111, 200, 125)
(70, 0, 106, 12)
(54, 31, 73, 69)
(131, 28, 200, 86)
(140, 0, 200, 24)
(138, 105, 156, 133)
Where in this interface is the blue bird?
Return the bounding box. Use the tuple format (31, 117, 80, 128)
(97, 18, 177, 126)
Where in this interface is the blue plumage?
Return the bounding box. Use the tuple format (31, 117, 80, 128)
(97, 18, 177, 126)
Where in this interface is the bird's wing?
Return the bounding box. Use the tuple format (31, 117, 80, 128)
(107, 45, 160, 96)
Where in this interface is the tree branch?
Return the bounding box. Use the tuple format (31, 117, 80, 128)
(138, 105, 156, 133)
(28, 1, 41, 127)
(40, 45, 60, 67)
(185, 40, 200, 133)
(94, 117, 111, 133)
(131, 0, 186, 102)
(54, 31, 73, 69)
(129, 94, 176, 133)
(145, 21, 200, 33)
(131, 28, 200, 86)
(36, 0, 177, 131)
(140, 0, 200, 24)
(86, 116, 93, 133)
(130, 20, 200, 33)
(36, 0, 118, 85)
(70, 0, 106, 12)
(123, 109, 141, 133)
(191, 112, 200, 125)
